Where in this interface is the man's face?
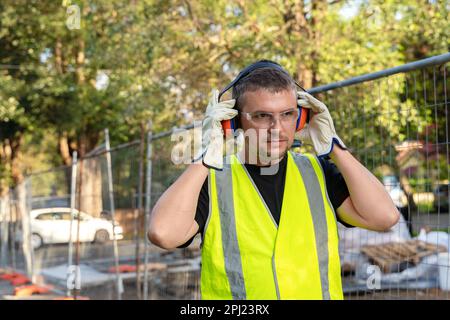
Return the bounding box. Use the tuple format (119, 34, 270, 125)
(238, 88, 298, 164)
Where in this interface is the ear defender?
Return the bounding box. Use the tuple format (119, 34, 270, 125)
(219, 60, 310, 138)
(296, 106, 309, 132)
(222, 118, 236, 138)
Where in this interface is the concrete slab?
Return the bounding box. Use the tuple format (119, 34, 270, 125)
(40, 264, 115, 287)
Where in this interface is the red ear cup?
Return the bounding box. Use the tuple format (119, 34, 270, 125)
(222, 119, 234, 137)
(296, 107, 309, 131)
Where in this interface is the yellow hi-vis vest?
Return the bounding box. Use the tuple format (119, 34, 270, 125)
(200, 151, 343, 300)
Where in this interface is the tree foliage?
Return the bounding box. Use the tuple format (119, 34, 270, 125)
(0, 0, 449, 192)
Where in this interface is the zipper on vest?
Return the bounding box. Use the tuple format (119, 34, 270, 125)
(272, 255, 281, 300)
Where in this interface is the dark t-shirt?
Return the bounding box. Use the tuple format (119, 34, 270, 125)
(179, 153, 353, 248)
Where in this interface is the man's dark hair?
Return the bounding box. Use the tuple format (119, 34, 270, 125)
(231, 65, 297, 111)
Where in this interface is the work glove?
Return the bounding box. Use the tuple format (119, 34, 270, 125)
(296, 91, 347, 157)
(193, 89, 238, 170)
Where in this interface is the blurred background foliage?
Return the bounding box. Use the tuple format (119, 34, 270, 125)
(0, 0, 449, 194)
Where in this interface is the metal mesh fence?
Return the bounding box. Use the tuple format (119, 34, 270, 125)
(312, 58, 450, 300)
(336, 64, 450, 300)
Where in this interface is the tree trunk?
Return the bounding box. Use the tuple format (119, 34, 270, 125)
(59, 132, 73, 166)
(0, 142, 12, 197)
(75, 133, 103, 217)
(281, 0, 323, 88)
(10, 134, 25, 186)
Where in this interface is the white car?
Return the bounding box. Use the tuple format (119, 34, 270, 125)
(28, 207, 123, 249)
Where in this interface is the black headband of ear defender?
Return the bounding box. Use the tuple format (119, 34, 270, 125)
(218, 60, 308, 101)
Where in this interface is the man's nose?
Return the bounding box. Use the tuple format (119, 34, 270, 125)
(269, 115, 283, 131)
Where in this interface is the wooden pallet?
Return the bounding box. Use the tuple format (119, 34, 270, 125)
(360, 240, 447, 273)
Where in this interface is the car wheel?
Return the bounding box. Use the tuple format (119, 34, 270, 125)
(31, 233, 43, 250)
(94, 229, 110, 243)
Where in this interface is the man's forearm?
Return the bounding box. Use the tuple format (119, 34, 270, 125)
(329, 145, 400, 228)
(148, 163, 208, 248)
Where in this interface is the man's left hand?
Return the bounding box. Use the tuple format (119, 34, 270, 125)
(296, 91, 347, 157)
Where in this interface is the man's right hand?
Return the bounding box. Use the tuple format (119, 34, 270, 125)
(193, 89, 237, 170)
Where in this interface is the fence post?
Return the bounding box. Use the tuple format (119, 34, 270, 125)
(17, 178, 36, 281)
(143, 121, 153, 300)
(67, 151, 78, 297)
(0, 197, 8, 268)
(135, 122, 146, 299)
(105, 128, 123, 300)
(25, 178, 36, 283)
(9, 189, 17, 270)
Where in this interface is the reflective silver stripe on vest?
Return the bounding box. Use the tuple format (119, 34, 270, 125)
(215, 159, 247, 299)
(291, 153, 331, 300)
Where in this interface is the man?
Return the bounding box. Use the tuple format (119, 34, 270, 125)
(148, 60, 400, 300)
